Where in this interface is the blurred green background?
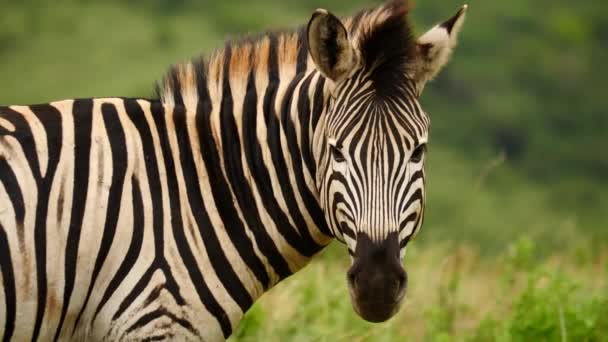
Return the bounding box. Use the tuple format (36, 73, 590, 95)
(1, 0, 606, 340)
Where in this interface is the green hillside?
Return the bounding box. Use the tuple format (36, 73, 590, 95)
(2, 0, 605, 251)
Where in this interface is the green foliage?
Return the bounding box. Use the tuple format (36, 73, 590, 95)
(468, 267, 608, 342)
(425, 260, 462, 338)
(228, 239, 607, 341)
(233, 305, 266, 340)
(466, 237, 608, 342)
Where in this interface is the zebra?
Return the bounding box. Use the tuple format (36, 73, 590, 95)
(0, 1, 467, 340)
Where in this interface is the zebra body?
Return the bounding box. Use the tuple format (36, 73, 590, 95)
(0, 90, 329, 340)
(0, 1, 467, 340)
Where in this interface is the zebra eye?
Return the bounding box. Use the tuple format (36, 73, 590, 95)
(410, 144, 426, 163)
(330, 145, 346, 163)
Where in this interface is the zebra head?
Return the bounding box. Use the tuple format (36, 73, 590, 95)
(307, 1, 467, 322)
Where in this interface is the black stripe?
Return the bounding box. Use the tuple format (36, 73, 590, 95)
(125, 308, 198, 337)
(386, 96, 417, 143)
(196, 45, 271, 289)
(393, 99, 423, 140)
(242, 70, 322, 261)
(0, 224, 16, 342)
(0, 108, 42, 180)
(412, 205, 426, 240)
(384, 113, 406, 164)
(143, 284, 165, 308)
(194, 58, 208, 101)
(310, 77, 326, 136)
(152, 101, 230, 334)
(265, 35, 327, 258)
(334, 92, 373, 140)
(27, 104, 63, 342)
(72, 102, 129, 334)
(174, 100, 252, 319)
(399, 213, 418, 233)
(395, 169, 424, 219)
(332, 73, 362, 121)
(113, 266, 156, 321)
(168, 98, 234, 337)
(400, 187, 423, 215)
(401, 212, 423, 249)
(121, 100, 230, 335)
(55, 99, 94, 342)
(148, 102, 186, 306)
(171, 69, 185, 107)
(93, 176, 144, 321)
(395, 84, 425, 135)
(110, 100, 184, 321)
(381, 115, 395, 167)
(123, 98, 165, 266)
(349, 104, 375, 185)
(298, 75, 316, 178)
(220, 46, 293, 277)
(281, 74, 331, 242)
(328, 172, 358, 218)
(142, 336, 170, 342)
(0, 158, 25, 247)
(296, 28, 309, 75)
(392, 159, 413, 206)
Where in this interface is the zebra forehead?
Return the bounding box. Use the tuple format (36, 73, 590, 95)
(332, 128, 427, 159)
(329, 103, 430, 147)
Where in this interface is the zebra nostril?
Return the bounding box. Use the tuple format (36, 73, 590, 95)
(347, 270, 357, 289)
(347, 271, 355, 283)
(398, 272, 407, 290)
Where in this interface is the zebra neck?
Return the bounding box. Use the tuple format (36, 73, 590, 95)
(190, 64, 333, 296)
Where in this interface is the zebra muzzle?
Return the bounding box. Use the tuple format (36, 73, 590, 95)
(346, 232, 407, 323)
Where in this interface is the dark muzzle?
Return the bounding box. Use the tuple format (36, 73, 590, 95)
(347, 232, 407, 322)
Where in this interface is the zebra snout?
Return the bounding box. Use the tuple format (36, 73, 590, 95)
(347, 265, 407, 300)
(346, 233, 407, 323)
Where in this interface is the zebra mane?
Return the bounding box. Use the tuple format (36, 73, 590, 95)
(156, 0, 415, 108)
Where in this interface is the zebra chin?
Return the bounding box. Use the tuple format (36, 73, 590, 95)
(346, 232, 407, 323)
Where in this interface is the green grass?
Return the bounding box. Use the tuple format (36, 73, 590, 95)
(229, 238, 607, 341)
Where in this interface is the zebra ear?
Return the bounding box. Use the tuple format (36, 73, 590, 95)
(307, 9, 357, 82)
(410, 5, 468, 93)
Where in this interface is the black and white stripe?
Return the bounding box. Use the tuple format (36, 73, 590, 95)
(0, 52, 331, 341)
(318, 70, 429, 256)
(0, 1, 468, 340)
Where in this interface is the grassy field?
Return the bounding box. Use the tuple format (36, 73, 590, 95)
(230, 239, 608, 341)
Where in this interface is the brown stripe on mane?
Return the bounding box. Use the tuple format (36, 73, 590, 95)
(156, 0, 415, 109)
